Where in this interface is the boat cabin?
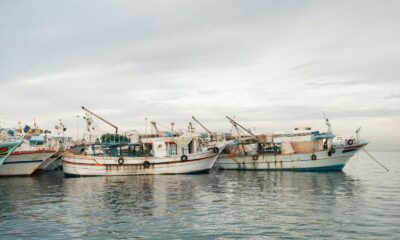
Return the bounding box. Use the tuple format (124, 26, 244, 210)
(90, 133, 203, 158)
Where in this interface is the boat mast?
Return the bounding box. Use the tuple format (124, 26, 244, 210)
(192, 116, 213, 140)
(81, 106, 118, 134)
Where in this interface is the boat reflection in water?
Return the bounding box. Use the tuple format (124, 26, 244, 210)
(4, 157, 399, 240)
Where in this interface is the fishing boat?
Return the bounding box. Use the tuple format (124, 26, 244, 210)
(63, 107, 226, 176)
(0, 126, 57, 176)
(216, 116, 368, 171)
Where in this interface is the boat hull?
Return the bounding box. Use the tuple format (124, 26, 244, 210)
(63, 152, 219, 176)
(37, 152, 62, 171)
(0, 151, 55, 176)
(216, 143, 366, 171)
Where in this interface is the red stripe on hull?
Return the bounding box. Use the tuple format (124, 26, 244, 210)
(11, 150, 56, 155)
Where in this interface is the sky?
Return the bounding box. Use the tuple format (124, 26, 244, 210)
(1, 0, 399, 150)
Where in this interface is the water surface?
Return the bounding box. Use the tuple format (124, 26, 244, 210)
(1, 151, 399, 239)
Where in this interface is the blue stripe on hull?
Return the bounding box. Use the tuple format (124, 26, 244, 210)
(219, 164, 346, 172)
(278, 164, 346, 172)
(3, 160, 43, 165)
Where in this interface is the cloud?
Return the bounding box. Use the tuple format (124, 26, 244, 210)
(1, 0, 400, 147)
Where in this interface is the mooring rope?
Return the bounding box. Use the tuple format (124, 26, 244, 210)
(362, 148, 389, 172)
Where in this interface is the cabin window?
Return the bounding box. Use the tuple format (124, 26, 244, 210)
(167, 143, 177, 155)
(188, 141, 194, 154)
(143, 143, 153, 156)
(182, 146, 189, 155)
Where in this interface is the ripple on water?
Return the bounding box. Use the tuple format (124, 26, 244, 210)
(0, 151, 400, 239)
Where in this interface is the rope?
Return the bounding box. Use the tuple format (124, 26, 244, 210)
(362, 148, 389, 172)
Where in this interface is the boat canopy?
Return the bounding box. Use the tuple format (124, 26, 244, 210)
(30, 135, 45, 145)
(311, 133, 336, 141)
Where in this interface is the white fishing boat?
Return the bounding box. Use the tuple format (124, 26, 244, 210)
(0, 126, 57, 176)
(216, 116, 368, 171)
(1, 149, 57, 176)
(63, 107, 226, 176)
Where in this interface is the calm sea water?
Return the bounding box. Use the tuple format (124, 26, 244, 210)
(1, 151, 399, 239)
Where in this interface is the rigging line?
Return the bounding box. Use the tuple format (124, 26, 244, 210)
(362, 148, 389, 172)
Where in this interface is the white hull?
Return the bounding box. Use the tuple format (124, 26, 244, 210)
(63, 152, 219, 176)
(216, 144, 366, 171)
(0, 151, 55, 176)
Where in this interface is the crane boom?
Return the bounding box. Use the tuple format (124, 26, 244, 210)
(226, 116, 256, 137)
(192, 116, 212, 135)
(192, 116, 214, 140)
(81, 106, 118, 134)
(150, 121, 160, 135)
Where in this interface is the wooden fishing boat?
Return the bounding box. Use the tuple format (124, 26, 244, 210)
(216, 117, 368, 171)
(63, 107, 225, 176)
(0, 126, 58, 176)
(0, 149, 56, 176)
(63, 135, 224, 176)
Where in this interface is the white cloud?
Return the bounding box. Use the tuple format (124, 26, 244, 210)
(1, 0, 399, 149)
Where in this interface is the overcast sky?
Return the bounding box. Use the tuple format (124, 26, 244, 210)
(1, 1, 399, 149)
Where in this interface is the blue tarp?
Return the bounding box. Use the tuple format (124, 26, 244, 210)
(163, 132, 173, 137)
(311, 133, 336, 141)
(30, 135, 45, 144)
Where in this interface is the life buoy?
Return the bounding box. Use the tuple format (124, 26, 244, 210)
(311, 154, 317, 160)
(213, 147, 219, 153)
(181, 155, 188, 161)
(252, 155, 258, 161)
(143, 160, 150, 168)
(118, 157, 124, 165)
(347, 139, 354, 145)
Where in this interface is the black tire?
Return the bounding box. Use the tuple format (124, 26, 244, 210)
(143, 160, 151, 168)
(347, 139, 354, 145)
(331, 148, 336, 154)
(213, 147, 219, 153)
(311, 154, 317, 160)
(118, 157, 124, 165)
(252, 155, 258, 161)
(181, 155, 188, 161)
(328, 151, 332, 157)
